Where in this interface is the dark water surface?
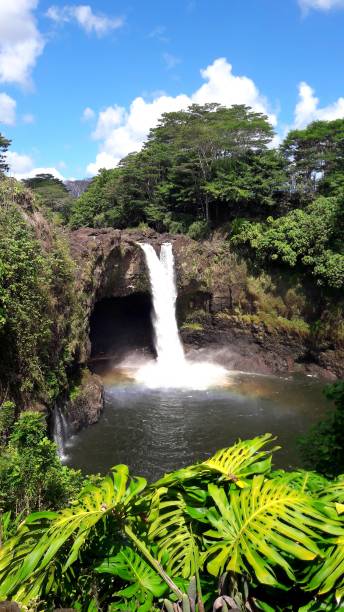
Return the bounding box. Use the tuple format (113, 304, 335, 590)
(65, 371, 330, 481)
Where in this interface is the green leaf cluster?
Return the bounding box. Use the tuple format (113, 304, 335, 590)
(0, 410, 83, 516)
(1, 435, 344, 610)
(0, 177, 83, 404)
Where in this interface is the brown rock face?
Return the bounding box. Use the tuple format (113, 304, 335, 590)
(65, 370, 104, 432)
(69, 228, 343, 380)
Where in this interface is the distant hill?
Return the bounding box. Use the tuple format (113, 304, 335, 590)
(65, 179, 92, 198)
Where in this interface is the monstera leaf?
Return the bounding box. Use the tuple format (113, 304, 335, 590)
(148, 488, 201, 579)
(204, 475, 342, 588)
(155, 435, 276, 488)
(0, 465, 147, 604)
(96, 545, 167, 611)
(202, 434, 278, 484)
(305, 477, 344, 600)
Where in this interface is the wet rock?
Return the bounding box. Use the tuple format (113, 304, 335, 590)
(65, 370, 104, 432)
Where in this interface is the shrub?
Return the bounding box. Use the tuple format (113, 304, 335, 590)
(298, 381, 344, 477)
(187, 220, 210, 240)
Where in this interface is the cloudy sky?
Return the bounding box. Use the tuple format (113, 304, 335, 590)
(1, 0, 344, 180)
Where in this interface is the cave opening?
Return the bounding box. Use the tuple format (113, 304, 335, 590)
(89, 292, 155, 367)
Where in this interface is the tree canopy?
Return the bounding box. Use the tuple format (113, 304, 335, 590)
(0, 132, 11, 176)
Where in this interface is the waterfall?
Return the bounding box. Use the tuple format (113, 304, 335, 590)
(139, 243, 185, 368)
(53, 406, 70, 461)
(136, 242, 227, 389)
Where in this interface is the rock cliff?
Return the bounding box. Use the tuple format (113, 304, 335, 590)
(69, 227, 343, 380)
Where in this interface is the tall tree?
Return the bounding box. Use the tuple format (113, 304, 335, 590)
(0, 133, 11, 176)
(281, 118, 344, 202)
(148, 103, 275, 221)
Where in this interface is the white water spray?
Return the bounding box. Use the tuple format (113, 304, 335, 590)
(136, 242, 227, 389)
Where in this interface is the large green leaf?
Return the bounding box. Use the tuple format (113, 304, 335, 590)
(202, 434, 278, 483)
(154, 435, 276, 487)
(0, 465, 146, 604)
(148, 488, 201, 579)
(305, 478, 344, 600)
(204, 475, 341, 587)
(96, 545, 167, 608)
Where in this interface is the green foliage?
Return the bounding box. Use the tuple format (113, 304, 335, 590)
(23, 173, 74, 223)
(233, 197, 344, 289)
(1, 435, 344, 610)
(69, 103, 278, 231)
(187, 220, 210, 241)
(96, 546, 167, 610)
(70, 168, 122, 229)
(0, 177, 82, 404)
(0, 132, 11, 175)
(282, 118, 344, 201)
(0, 411, 82, 516)
(299, 382, 344, 478)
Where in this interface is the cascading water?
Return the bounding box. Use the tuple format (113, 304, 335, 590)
(53, 406, 70, 461)
(139, 243, 185, 367)
(136, 242, 227, 389)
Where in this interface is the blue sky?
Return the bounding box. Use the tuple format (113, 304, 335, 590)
(1, 0, 344, 179)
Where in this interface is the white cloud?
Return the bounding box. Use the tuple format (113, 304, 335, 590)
(299, 0, 344, 11)
(87, 57, 277, 175)
(6, 151, 34, 175)
(293, 81, 344, 128)
(46, 4, 124, 36)
(0, 93, 16, 125)
(6, 151, 65, 181)
(22, 113, 35, 124)
(82, 106, 95, 121)
(0, 0, 44, 87)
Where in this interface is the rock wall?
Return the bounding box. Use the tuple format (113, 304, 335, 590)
(69, 228, 343, 381)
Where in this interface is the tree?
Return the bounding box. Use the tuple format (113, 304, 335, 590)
(69, 167, 122, 229)
(23, 173, 74, 222)
(0, 133, 11, 176)
(232, 196, 344, 289)
(282, 118, 344, 202)
(148, 103, 275, 222)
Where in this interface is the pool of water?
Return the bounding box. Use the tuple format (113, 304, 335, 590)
(64, 370, 329, 481)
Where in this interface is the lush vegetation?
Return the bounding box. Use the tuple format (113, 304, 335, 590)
(23, 173, 75, 223)
(299, 381, 344, 478)
(0, 133, 11, 176)
(0, 435, 343, 610)
(233, 196, 343, 289)
(69, 106, 343, 292)
(0, 177, 82, 405)
(0, 406, 82, 517)
(70, 104, 286, 233)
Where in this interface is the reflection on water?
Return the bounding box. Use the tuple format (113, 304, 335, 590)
(65, 370, 329, 482)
